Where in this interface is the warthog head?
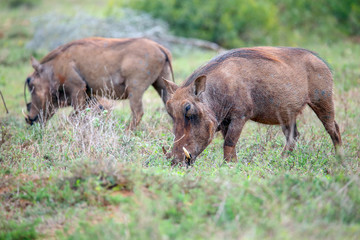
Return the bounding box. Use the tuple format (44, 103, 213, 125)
(23, 57, 56, 125)
(164, 76, 217, 166)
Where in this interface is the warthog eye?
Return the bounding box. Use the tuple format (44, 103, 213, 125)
(184, 103, 197, 119)
(183, 103, 200, 125)
(26, 102, 31, 112)
(184, 103, 191, 114)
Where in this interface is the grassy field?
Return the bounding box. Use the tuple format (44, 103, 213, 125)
(1, 1, 360, 239)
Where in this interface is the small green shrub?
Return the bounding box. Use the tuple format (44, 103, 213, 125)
(0, 219, 39, 240)
(120, 0, 279, 48)
(116, 0, 360, 47)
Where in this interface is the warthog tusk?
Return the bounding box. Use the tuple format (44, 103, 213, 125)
(183, 147, 191, 159)
(22, 109, 29, 119)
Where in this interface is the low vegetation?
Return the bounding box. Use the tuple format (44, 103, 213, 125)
(0, 0, 359, 239)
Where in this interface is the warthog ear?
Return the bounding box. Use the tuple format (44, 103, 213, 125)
(31, 56, 42, 73)
(163, 78, 179, 96)
(194, 75, 206, 96)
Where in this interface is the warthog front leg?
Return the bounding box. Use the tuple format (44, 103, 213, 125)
(222, 118, 247, 162)
(68, 88, 88, 120)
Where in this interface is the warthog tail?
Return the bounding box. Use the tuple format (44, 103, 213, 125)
(158, 46, 175, 82)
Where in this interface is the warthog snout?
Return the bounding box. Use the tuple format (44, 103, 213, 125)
(163, 145, 194, 167)
(171, 147, 194, 167)
(22, 109, 38, 125)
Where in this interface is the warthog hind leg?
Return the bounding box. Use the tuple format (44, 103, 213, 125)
(308, 101, 342, 154)
(128, 92, 144, 130)
(281, 121, 299, 155)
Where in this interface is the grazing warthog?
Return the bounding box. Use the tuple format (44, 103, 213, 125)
(23, 37, 174, 129)
(164, 47, 342, 166)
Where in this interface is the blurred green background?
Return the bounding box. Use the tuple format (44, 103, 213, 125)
(2, 0, 360, 48)
(116, 0, 360, 47)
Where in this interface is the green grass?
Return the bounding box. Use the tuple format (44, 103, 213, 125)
(1, 1, 360, 239)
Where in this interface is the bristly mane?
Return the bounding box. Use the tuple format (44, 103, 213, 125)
(40, 38, 136, 64)
(40, 41, 87, 64)
(182, 48, 281, 87)
(291, 47, 333, 73)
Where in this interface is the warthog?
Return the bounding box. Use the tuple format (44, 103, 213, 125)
(164, 47, 342, 166)
(23, 37, 174, 129)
